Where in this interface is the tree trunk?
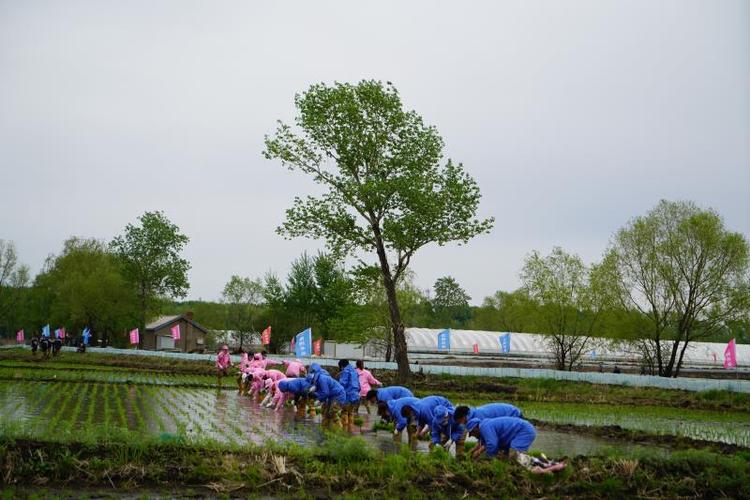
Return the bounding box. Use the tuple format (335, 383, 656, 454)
(371, 227, 411, 382)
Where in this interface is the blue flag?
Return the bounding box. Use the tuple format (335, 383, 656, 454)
(437, 329, 451, 351)
(294, 328, 312, 357)
(42, 324, 50, 338)
(499, 333, 511, 353)
(82, 327, 91, 345)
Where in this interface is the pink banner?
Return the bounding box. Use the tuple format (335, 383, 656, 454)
(171, 324, 181, 340)
(261, 326, 271, 345)
(473, 343, 479, 354)
(290, 337, 295, 352)
(16, 330, 24, 342)
(724, 338, 737, 369)
(129, 328, 140, 345)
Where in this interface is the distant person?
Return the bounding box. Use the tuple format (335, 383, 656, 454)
(215, 345, 232, 386)
(356, 360, 382, 414)
(40, 336, 51, 359)
(337, 359, 361, 432)
(30, 336, 39, 355)
(467, 417, 565, 473)
(52, 337, 62, 357)
(613, 365, 621, 374)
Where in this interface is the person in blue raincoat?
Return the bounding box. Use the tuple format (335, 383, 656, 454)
(466, 416, 565, 473)
(309, 371, 346, 429)
(337, 359, 361, 432)
(306, 363, 330, 384)
(467, 416, 536, 459)
(449, 403, 523, 457)
(429, 405, 458, 451)
(277, 377, 313, 418)
(399, 396, 454, 446)
(385, 397, 420, 443)
(366, 386, 414, 421)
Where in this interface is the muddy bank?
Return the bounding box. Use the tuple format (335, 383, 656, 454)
(2, 437, 749, 499)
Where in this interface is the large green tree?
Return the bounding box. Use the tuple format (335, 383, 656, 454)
(432, 275, 472, 328)
(111, 211, 191, 342)
(264, 80, 493, 381)
(520, 247, 608, 371)
(221, 275, 264, 351)
(0, 239, 30, 336)
(602, 200, 750, 377)
(31, 238, 139, 344)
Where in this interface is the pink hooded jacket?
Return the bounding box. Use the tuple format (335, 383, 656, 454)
(239, 353, 252, 373)
(357, 368, 382, 397)
(215, 351, 232, 370)
(250, 353, 282, 370)
(264, 369, 286, 383)
(283, 359, 306, 377)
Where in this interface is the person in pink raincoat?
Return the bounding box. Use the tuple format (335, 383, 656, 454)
(236, 352, 251, 394)
(261, 370, 287, 406)
(356, 360, 382, 414)
(283, 359, 306, 378)
(250, 352, 282, 370)
(249, 368, 266, 401)
(215, 345, 232, 387)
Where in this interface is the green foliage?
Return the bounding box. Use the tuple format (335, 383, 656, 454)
(221, 275, 264, 349)
(520, 247, 606, 370)
(431, 275, 472, 328)
(264, 80, 494, 379)
(110, 211, 191, 332)
(603, 200, 750, 377)
(27, 238, 139, 345)
(0, 239, 30, 335)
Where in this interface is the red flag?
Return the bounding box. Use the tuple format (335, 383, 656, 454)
(313, 338, 322, 356)
(171, 324, 181, 340)
(261, 326, 271, 345)
(16, 330, 24, 342)
(290, 337, 296, 352)
(724, 338, 737, 369)
(473, 343, 479, 354)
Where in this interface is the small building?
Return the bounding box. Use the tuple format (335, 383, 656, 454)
(143, 312, 207, 353)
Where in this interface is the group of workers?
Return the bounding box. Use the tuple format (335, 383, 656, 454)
(29, 336, 63, 359)
(214, 345, 565, 474)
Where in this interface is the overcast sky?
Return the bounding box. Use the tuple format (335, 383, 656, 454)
(1, 0, 748, 304)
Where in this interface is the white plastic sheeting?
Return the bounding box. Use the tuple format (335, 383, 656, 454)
(5, 345, 746, 393)
(405, 327, 748, 365)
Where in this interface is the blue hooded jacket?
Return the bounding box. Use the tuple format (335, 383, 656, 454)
(306, 363, 330, 385)
(454, 403, 523, 442)
(338, 364, 361, 404)
(386, 397, 421, 432)
(278, 377, 311, 395)
(376, 386, 413, 402)
(311, 373, 346, 404)
(410, 396, 454, 428)
(430, 405, 458, 444)
(475, 417, 537, 457)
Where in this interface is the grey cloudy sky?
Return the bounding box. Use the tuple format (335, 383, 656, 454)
(1, 0, 748, 304)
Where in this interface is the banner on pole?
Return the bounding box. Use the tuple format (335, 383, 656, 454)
(171, 324, 181, 340)
(16, 330, 24, 342)
(499, 333, 511, 353)
(129, 328, 140, 345)
(42, 325, 50, 338)
(261, 326, 271, 345)
(82, 327, 91, 345)
(313, 338, 322, 356)
(472, 343, 479, 354)
(724, 338, 737, 369)
(437, 329, 451, 351)
(294, 328, 312, 357)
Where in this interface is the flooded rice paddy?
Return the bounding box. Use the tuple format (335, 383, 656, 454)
(2, 379, 744, 456)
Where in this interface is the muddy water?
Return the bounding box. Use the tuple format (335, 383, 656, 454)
(0, 381, 669, 457)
